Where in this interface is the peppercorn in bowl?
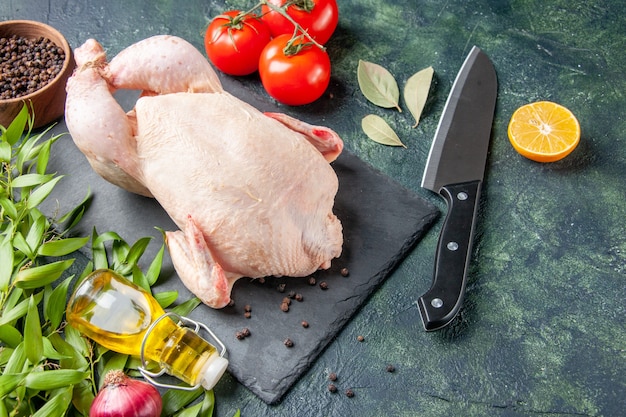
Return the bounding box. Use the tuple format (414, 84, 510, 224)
(0, 20, 75, 129)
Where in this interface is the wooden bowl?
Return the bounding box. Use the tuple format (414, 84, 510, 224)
(0, 20, 75, 129)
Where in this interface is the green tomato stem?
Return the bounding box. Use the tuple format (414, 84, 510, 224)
(257, 0, 326, 53)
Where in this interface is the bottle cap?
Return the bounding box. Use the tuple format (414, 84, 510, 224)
(200, 355, 229, 390)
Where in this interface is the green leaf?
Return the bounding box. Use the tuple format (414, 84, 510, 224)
(124, 237, 152, 269)
(154, 290, 179, 309)
(177, 402, 203, 417)
(38, 236, 90, 257)
(0, 291, 43, 327)
(200, 390, 216, 417)
(24, 369, 89, 390)
(161, 385, 204, 416)
(61, 325, 90, 358)
(57, 189, 92, 232)
(4, 103, 28, 146)
(171, 297, 201, 317)
(0, 396, 8, 416)
(91, 228, 109, 270)
(404, 66, 434, 128)
(0, 324, 23, 348)
(0, 196, 18, 222)
(15, 125, 56, 173)
(26, 175, 63, 209)
(0, 373, 27, 398)
(42, 337, 70, 361)
(0, 235, 14, 291)
(146, 241, 165, 286)
(92, 230, 124, 247)
(24, 295, 44, 364)
(35, 137, 54, 175)
(357, 60, 401, 112)
(71, 380, 95, 416)
(12, 231, 34, 260)
(361, 114, 407, 148)
(0, 140, 11, 163)
(14, 259, 74, 289)
(48, 332, 89, 370)
(3, 342, 27, 374)
(132, 264, 151, 291)
(45, 275, 74, 330)
(25, 213, 48, 255)
(10, 173, 54, 188)
(32, 385, 73, 417)
(111, 238, 131, 271)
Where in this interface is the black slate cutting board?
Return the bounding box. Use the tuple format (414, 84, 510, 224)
(42, 88, 438, 404)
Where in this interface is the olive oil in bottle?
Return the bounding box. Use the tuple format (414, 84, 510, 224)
(67, 269, 228, 390)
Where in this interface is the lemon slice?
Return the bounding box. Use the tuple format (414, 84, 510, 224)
(507, 101, 581, 162)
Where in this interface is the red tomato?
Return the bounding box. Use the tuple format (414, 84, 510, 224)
(261, 0, 339, 45)
(204, 10, 271, 76)
(259, 34, 331, 106)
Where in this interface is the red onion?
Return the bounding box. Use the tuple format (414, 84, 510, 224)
(90, 370, 162, 417)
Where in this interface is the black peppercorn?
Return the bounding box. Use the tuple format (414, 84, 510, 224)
(0, 35, 65, 100)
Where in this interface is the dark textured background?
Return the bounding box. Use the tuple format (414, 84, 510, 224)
(3, 0, 625, 416)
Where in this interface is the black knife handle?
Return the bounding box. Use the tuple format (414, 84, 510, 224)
(418, 180, 481, 331)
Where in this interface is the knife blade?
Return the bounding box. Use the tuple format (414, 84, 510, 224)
(418, 46, 497, 331)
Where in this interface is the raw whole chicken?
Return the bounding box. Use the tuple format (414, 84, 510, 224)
(65, 35, 344, 308)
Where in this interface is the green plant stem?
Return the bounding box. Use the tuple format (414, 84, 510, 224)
(252, 0, 326, 52)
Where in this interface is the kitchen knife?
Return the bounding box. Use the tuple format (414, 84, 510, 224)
(418, 46, 497, 331)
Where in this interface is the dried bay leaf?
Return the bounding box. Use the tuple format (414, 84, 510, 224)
(361, 114, 406, 148)
(357, 60, 401, 112)
(404, 66, 434, 128)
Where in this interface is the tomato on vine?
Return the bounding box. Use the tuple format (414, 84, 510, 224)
(204, 10, 272, 76)
(259, 34, 331, 106)
(261, 0, 339, 45)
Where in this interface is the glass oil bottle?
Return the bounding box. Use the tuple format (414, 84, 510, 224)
(66, 269, 228, 390)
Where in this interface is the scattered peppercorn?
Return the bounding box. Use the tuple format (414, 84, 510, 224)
(340, 267, 349, 277)
(284, 338, 294, 348)
(288, 290, 296, 299)
(244, 311, 251, 319)
(244, 304, 252, 312)
(282, 297, 291, 305)
(386, 364, 396, 373)
(328, 373, 337, 381)
(277, 283, 286, 293)
(357, 335, 365, 342)
(236, 328, 251, 340)
(308, 277, 316, 286)
(295, 293, 303, 302)
(301, 320, 309, 328)
(328, 384, 338, 393)
(345, 389, 355, 398)
(0, 35, 66, 100)
(319, 281, 328, 290)
(280, 302, 289, 312)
